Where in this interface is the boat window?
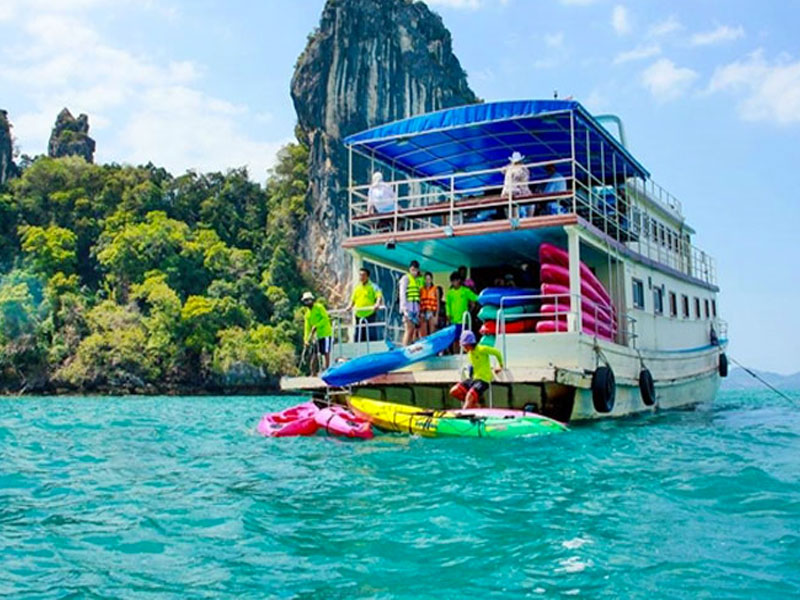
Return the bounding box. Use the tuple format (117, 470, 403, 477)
(712, 299, 717, 317)
(704, 299, 710, 319)
(681, 294, 690, 318)
(632, 278, 645, 309)
(694, 297, 701, 319)
(669, 291, 677, 317)
(653, 286, 664, 315)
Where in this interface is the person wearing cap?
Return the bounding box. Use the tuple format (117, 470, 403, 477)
(450, 330, 505, 409)
(301, 291, 332, 373)
(347, 267, 384, 342)
(502, 151, 532, 216)
(458, 265, 476, 291)
(398, 260, 424, 346)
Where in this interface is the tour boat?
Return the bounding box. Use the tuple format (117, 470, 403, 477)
(282, 100, 728, 422)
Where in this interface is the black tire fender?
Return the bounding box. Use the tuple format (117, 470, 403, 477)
(639, 368, 656, 406)
(591, 366, 616, 413)
(719, 352, 729, 378)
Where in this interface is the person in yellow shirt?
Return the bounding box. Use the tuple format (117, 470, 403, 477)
(346, 267, 384, 342)
(302, 291, 332, 373)
(449, 330, 504, 409)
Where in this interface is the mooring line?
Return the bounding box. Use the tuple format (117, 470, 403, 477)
(729, 356, 795, 402)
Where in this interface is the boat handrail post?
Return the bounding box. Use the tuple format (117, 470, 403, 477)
(570, 111, 577, 214)
(449, 174, 455, 226)
(566, 227, 582, 332)
(460, 309, 473, 373)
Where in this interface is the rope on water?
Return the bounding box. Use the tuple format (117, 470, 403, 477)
(729, 356, 795, 402)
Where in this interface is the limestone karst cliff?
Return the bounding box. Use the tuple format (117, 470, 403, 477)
(0, 110, 16, 185)
(291, 0, 477, 297)
(48, 108, 96, 163)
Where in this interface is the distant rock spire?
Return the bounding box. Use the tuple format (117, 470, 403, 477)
(291, 0, 477, 296)
(0, 109, 16, 185)
(48, 108, 96, 163)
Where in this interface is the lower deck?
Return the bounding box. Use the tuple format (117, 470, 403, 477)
(281, 333, 727, 422)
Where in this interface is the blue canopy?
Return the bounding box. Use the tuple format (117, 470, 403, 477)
(344, 100, 649, 192)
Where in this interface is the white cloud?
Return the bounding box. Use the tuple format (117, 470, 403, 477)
(691, 24, 744, 46)
(641, 58, 698, 101)
(0, 5, 283, 177)
(544, 32, 564, 48)
(648, 16, 682, 38)
(559, 0, 597, 5)
(611, 5, 631, 35)
(120, 87, 287, 176)
(614, 44, 661, 64)
(707, 50, 800, 125)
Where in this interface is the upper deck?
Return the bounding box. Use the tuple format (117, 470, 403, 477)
(343, 100, 716, 287)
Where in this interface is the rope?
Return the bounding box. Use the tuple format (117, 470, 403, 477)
(728, 356, 795, 402)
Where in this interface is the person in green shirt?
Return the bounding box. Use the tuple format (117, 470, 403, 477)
(346, 267, 384, 343)
(445, 271, 478, 326)
(449, 330, 504, 409)
(302, 291, 333, 373)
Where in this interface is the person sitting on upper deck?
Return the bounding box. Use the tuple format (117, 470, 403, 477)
(536, 163, 569, 216)
(367, 171, 397, 215)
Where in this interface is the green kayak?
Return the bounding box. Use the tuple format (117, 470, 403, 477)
(477, 304, 537, 321)
(431, 414, 568, 438)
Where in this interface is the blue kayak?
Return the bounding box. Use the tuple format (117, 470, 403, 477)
(321, 325, 458, 387)
(477, 287, 539, 307)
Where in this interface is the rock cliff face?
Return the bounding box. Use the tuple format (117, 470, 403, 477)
(48, 108, 96, 163)
(0, 110, 16, 185)
(291, 0, 477, 297)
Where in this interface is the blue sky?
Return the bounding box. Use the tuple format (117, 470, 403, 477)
(0, 0, 798, 373)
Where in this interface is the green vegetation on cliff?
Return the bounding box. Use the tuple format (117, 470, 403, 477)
(0, 144, 310, 393)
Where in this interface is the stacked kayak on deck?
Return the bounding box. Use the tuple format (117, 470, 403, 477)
(349, 397, 567, 438)
(536, 243, 618, 341)
(477, 287, 538, 338)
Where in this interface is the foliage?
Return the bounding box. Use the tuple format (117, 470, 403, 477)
(0, 138, 314, 392)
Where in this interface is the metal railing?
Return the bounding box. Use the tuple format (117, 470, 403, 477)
(492, 292, 623, 363)
(328, 307, 404, 362)
(348, 159, 716, 286)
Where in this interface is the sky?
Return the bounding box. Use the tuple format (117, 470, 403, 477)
(0, 0, 798, 373)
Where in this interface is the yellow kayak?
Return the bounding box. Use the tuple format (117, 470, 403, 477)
(348, 396, 435, 436)
(348, 397, 566, 438)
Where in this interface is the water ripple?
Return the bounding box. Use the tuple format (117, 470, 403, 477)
(1, 391, 799, 598)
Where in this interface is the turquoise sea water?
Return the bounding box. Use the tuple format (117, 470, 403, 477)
(1, 391, 799, 599)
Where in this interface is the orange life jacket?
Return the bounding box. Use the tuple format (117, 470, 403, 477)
(420, 285, 439, 312)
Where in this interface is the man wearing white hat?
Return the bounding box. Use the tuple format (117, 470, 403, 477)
(501, 151, 532, 216)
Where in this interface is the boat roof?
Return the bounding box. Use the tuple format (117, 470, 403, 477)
(344, 100, 650, 192)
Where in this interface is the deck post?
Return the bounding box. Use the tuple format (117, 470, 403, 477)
(348, 147, 354, 238)
(570, 112, 576, 214)
(567, 227, 582, 333)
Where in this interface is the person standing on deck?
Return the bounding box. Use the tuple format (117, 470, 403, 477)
(458, 265, 476, 291)
(301, 291, 332, 374)
(419, 271, 440, 338)
(446, 271, 478, 328)
(502, 151, 532, 216)
(346, 267, 384, 343)
(398, 260, 424, 346)
(450, 330, 504, 409)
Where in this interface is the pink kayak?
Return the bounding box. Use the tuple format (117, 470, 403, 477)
(257, 401, 320, 437)
(536, 319, 614, 340)
(541, 304, 616, 329)
(315, 405, 374, 439)
(540, 283, 616, 320)
(539, 243, 612, 303)
(540, 264, 612, 307)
